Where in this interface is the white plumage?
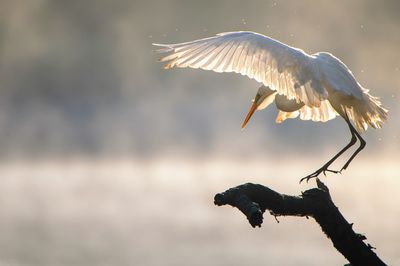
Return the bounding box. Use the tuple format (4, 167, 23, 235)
(154, 31, 387, 181)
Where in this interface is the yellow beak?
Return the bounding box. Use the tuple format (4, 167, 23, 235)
(241, 100, 258, 129)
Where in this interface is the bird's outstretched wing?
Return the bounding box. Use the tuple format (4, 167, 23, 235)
(154, 31, 328, 107)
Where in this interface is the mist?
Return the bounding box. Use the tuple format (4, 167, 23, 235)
(0, 1, 399, 265)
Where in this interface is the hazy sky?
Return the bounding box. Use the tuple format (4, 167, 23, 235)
(0, 0, 399, 159)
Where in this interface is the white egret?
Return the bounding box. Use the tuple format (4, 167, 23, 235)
(153, 31, 388, 182)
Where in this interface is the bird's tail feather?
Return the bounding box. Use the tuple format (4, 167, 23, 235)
(343, 94, 388, 132)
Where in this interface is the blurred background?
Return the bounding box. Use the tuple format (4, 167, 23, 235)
(0, 0, 399, 265)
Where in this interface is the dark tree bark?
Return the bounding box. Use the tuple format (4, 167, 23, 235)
(214, 179, 386, 266)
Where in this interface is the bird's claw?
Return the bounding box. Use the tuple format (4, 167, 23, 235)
(300, 167, 339, 184)
(300, 173, 318, 183)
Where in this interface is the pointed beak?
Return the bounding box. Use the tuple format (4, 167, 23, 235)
(241, 100, 259, 129)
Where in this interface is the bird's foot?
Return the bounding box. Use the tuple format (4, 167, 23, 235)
(300, 167, 339, 184)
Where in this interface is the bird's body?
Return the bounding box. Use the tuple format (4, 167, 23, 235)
(154, 31, 387, 181)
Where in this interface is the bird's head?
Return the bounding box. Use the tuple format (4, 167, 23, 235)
(241, 86, 276, 129)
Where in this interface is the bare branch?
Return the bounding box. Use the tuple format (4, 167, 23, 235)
(214, 180, 386, 266)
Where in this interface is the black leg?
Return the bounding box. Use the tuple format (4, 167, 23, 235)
(300, 119, 357, 183)
(340, 123, 366, 171)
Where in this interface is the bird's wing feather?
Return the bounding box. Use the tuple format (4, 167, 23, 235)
(154, 31, 329, 107)
(298, 100, 338, 122)
(314, 52, 388, 131)
(275, 100, 338, 124)
(313, 52, 364, 99)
